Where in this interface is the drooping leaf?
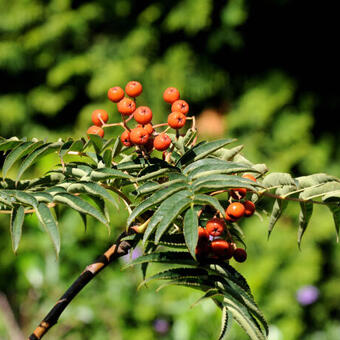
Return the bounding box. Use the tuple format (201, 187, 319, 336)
(53, 192, 108, 225)
(10, 205, 25, 253)
(296, 173, 339, 189)
(127, 181, 188, 226)
(154, 195, 192, 244)
(16, 142, 62, 181)
(2, 141, 44, 178)
(35, 203, 60, 256)
(0, 137, 24, 152)
(297, 201, 314, 248)
(268, 199, 288, 239)
(325, 203, 340, 242)
(183, 205, 199, 258)
(89, 168, 133, 181)
(218, 307, 232, 340)
(300, 182, 340, 200)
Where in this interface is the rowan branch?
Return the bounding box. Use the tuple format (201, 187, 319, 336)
(28, 230, 138, 340)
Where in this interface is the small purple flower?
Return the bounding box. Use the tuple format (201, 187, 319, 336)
(153, 318, 170, 335)
(296, 285, 319, 306)
(120, 246, 142, 264)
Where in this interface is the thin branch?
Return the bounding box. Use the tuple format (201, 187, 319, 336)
(28, 230, 138, 340)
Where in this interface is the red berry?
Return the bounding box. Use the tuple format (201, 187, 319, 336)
(129, 127, 149, 145)
(138, 123, 154, 135)
(171, 99, 189, 115)
(168, 111, 186, 129)
(233, 248, 247, 263)
(153, 133, 171, 151)
(125, 81, 143, 97)
(87, 125, 104, 138)
(120, 130, 131, 147)
(198, 227, 209, 243)
(91, 109, 109, 127)
(134, 106, 153, 125)
(226, 202, 245, 220)
(243, 200, 256, 217)
(163, 87, 180, 103)
(117, 97, 136, 116)
(108, 86, 124, 102)
(210, 239, 234, 260)
(206, 218, 226, 237)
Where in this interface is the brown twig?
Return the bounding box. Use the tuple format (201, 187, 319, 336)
(27, 230, 137, 340)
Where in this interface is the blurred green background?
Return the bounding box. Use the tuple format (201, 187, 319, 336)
(1, 0, 340, 339)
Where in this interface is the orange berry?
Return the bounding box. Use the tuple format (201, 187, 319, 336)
(226, 202, 245, 220)
(144, 136, 154, 152)
(242, 173, 257, 182)
(168, 111, 186, 129)
(117, 97, 136, 115)
(138, 123, 154, 135)
(225, 211, 237, 222)
(87, 125, 104, 138)
(107, 86, 124, 102)
(243, 200, 256, 217)
(163, 87, 180, 103)
(153, 133, 171, 151)
(233, 248, 247, 263)
(210, 239, 234, 260)
(91, 109, 109, 127)
(198, 227, 209, 243)
(129, 127, 149, 145)
(125, 81, 143, 97)
(120, 130, 131, 147)
(229, 187, 247, 200)
(206, 218, 226, 237)
(134, 106, 153, 125)
(171, 99, 189, 115)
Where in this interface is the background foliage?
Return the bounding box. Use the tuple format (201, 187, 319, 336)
(1, 0, 339, 339)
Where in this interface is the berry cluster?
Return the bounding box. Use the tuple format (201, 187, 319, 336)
(86, 81, 192, 153)
(195, 174, 258, 263)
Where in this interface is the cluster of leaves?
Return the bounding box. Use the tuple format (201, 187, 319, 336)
(1, 129, 340, 339)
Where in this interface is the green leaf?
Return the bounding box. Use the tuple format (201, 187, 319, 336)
(67, 181, 117, 207)
(296, 173, 339, 189)
(0, 191, 13, 208)
(88, 134, 103, 154)
(222, 297, 266, 340)
(12, 191, 38, 208)
(103, 149, 112, 167)
(192, 175, 260, 194)
(176, 138, 236, 167)
(89, 168, 133, 181)
(213, 145, 244, 161)
(139, 267, 209, 288)
(136, 176, 187, 196)
(35, 203, 60, 256)
(194, 194, 226, 218)
(268, 199, 288, 239)
(125, 251, 197, 268)
(127, 182, 188, 226)
(297, 201, 313, 248)
(16, 142, 62, 181)
(326, 203, 340, 242)
(183, 205, 199, 258)
(53, 192, 108, 225)
(2, 141, 44, 178)
(58, 140, 74, 159)
(31, 192, 53, 203)
(262, 172, 296, 188)
(10, 205, 25, 253)
(0, 137, 23, 152)
(218, 307, 232, 340)
(300, 182, 340, 200)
